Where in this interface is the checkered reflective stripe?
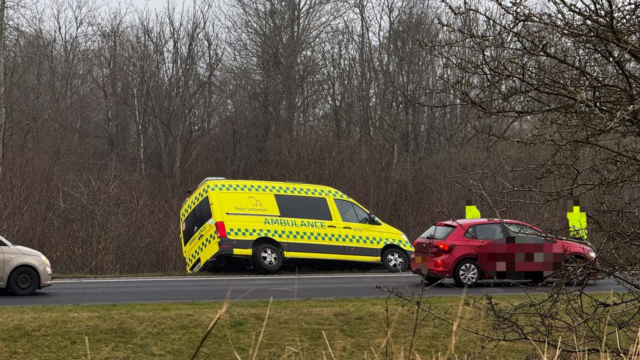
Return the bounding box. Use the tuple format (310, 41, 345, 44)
(213, 183, 348, 198)
(187, 233, 216, 268)
(180, 182, 350, 221)
(226, 228, 412, 250)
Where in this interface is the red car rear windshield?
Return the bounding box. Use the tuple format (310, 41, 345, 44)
(419, 225, 455, 240)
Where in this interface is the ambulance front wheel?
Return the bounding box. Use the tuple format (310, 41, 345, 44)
(382, 248, 409, 272)
(253, 244, 283, 273)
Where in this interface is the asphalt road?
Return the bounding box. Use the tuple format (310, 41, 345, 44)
(0, 274, 627, 307)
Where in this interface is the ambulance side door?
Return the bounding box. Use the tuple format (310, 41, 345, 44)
(275, 195, 345, 260)
(333, 199, 381, 261)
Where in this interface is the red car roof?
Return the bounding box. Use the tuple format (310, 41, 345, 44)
(439, 218, 527, 226)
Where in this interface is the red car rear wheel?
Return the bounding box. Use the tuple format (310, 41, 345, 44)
(453, 259, 482, 287)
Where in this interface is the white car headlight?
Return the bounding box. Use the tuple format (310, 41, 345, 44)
(588, 250, 596, 259)
(41, 254, 51, 266)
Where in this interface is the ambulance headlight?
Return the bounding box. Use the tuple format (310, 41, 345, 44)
(401, 234, 409, 243)
(588, 250, 596, 259)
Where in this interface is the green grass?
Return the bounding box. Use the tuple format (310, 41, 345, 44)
(0, 296, 540, 360)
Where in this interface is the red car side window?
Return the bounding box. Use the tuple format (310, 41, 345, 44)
(473, 224, 505, 240)
(464, 226, 477, 239)
(505, 223, 543, 237)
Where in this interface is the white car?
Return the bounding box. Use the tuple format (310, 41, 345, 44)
(0, 235, 52, 295)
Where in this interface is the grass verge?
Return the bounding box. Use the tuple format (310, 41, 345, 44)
(0, 296, 543, 360)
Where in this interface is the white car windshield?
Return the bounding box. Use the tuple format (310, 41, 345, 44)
(0, 235, 11, 246)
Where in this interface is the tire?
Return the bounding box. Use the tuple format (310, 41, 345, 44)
(253, 243, 283, 273)
(560, 257, 590, 286)
(382, 248, 409, 272)
(423, 275, 443, 285)
(8, 267, 40, 296)
(528, 277, 546, 287)
(453, 259, 482, 287)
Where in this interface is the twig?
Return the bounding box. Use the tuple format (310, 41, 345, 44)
(450, 286, 467, 354)
(323, 331, 337, 360)
(85, 336, 91, 360)
(190, 291, 231, 360)
(251, 296, 273, 360)
(408, 277, 427, 359)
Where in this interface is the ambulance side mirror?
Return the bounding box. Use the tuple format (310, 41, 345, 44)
(369, 212, 381, 225)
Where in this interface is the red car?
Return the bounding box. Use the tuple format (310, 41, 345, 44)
(410, 219, 597, 286)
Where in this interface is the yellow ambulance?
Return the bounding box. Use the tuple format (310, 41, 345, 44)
(180, 178, 414, 273)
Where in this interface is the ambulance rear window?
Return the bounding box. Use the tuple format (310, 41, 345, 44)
(182, 197, 213, 246)
(275, 195, 332, 221)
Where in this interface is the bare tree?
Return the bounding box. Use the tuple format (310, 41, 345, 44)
(424, 0, 640, 354)
(0, 0, 6, 173)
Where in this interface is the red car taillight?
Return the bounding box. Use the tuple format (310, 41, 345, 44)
(435, 242, 455, 253)
(215, 221, 227, 238)
(428, 241, 455, 257)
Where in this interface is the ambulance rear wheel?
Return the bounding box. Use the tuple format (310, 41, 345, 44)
(253, 244, 282, 273)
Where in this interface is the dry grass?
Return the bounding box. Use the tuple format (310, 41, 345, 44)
(0, 294, 638, 360)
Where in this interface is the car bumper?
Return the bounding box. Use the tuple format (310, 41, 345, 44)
(410, 253, 450, 278)
(37, 262, 53, 288)
(187, 237, 252, 272)
(584, 259, 600, 279)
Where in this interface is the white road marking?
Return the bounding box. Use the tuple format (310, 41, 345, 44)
(233, 287, 257, 300)
(53, 273, 413, 283)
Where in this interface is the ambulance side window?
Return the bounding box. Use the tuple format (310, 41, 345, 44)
(274, 195, 332, 221)
(352, 204, 370, 224)
(335, 200, 371, 224)
(335, 200, 358, 223)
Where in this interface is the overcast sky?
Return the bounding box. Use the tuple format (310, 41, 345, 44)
(128, 0, 195, 11)
(128, 0, 167, 10)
